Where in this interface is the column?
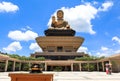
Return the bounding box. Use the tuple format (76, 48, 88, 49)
(28, 62, 31, 71)
(88, 63, 89, 71)
(28, 62, 31, 68)
(45, 63, 47, 71)
(5, 60, 8, 72)
(71, 63, 73, 71)
(79, 63, 81, 71)
(19, 62, 22, 71)
(13, 61, 16, 71)
(97, 62, 99, 71)
(102, 61, 105, 71)
(109, 60, 112, 72)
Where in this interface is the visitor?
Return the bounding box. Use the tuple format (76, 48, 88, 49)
(105, 63, 109, 74)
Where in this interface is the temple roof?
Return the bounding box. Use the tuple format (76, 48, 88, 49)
(36, 36, 84, 52)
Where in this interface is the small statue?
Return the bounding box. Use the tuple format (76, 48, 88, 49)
(50, 10, 70, 29)
(30, 63, 42, 73)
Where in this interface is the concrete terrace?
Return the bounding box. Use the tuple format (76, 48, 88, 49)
(0, 71, 120, 81)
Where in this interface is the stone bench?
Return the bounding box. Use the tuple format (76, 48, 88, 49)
(9, 73, 53, 81)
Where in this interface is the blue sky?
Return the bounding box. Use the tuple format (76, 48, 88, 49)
(0, 0, 120, 57)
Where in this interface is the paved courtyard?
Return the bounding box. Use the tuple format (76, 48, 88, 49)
(0, 71, 120, 81)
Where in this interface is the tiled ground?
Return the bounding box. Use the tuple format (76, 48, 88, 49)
(0, 71, 120, 81)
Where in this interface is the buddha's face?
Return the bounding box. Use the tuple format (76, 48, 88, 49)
(57, 10, 63, 19)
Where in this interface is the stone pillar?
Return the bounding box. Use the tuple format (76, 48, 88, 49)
(109, 60, 112, 72)
(97, 62, 99, 71)
(28, 62, 31, 68)
(13, 61, 16, 71)
(45, 63, 47, 71)
(88, 63, 89, 71)
(102, 61, 105, 71)
(5, 60, 8, 72)
(79, 63, 81, 71)
(71, 63, 73, 71)
(19, 62, 22, 71)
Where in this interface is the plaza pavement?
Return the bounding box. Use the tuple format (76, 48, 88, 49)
(0, 71, 120, 81)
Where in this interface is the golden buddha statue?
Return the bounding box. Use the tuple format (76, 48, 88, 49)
(45, 10, 75, 36)
(50, 10, 70, 29)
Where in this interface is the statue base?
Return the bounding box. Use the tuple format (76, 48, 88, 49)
(44, 29, 76, 36)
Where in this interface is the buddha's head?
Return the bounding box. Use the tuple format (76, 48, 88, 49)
(57, 10, 64, 19)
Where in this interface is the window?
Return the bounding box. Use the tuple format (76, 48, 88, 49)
(57, 46, 63, 52)
(48, 50, 54, 52)
(47, 46, 55, 52)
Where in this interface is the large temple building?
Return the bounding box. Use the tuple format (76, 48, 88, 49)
(31, 31, 88, 60)
(31, 10, 89, 70)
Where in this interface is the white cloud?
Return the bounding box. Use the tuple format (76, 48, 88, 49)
(2, 41, 22, 53)
(29, 43, 42, 52)
(101, 46, 108, 51)
(0, 1, 19, 13)
(77, 45, 119, 57)
(8, 30, 38, 41)
(98, 1, 113, 11)
(94, 46, 116, 57)
(47, 1, 113, 35)
(112, 36, 120, 44)
(81, 0, 85, 3)
(96, 52, 110, 57)
(77, 46, 88, 53)
(21, 26, 32, 31)
(93, 1, 98, 5)
(48, 3, 97, 34)
(114, 50, 120, 54)
(62, 4, 97, 34)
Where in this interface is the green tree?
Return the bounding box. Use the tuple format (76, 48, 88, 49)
(75, 56, 105, 61)
(36, 57, 45, 61)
